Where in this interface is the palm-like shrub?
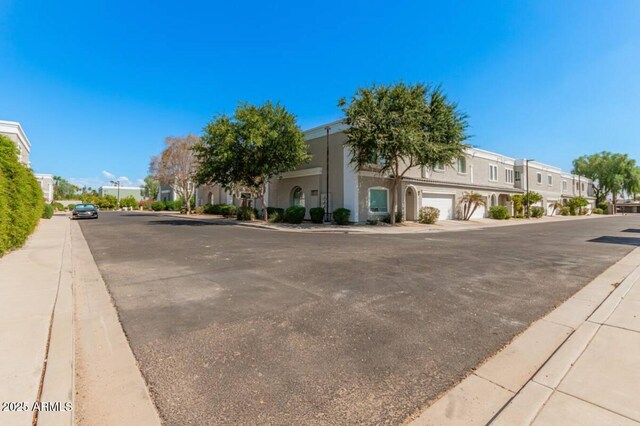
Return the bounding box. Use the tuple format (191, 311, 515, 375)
(459, 192, 486, 220)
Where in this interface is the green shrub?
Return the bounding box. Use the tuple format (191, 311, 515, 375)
(119, 195, 138, 209)
(150, 201, 165, 211)
(67, 203, 76, 211)
(419, 206, 440, 224)
(382, 211, 403, 224)
(333, 208, 351, 225)
(164, 200, 178, 211)
(309, 207, 325, 224)
(560, 206, 570, 216)
(597, 202, 609, 212)
(530, 206, 544, 218)
(515, 213, 525, 219)
(285, 206, 306, 224)
(489, 205, 510, 220)
(220, 204, 237, 217)
(592, 208, 604, 214)
(194, 206, 205, 214)
(236, 206, 256, 221)
(52, 202, 64, 211)
(366, 216, 379, 225)
(42, 204, 54, 219)
(266, 207, 285, 222)
(0, 135, 44, 256)
(98, 195, 118, 209)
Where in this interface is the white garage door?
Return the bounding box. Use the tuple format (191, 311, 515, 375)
(422, 193, 455, 220)
(470, 204, 486, 219)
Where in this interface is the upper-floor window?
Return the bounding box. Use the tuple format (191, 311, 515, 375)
(562, 180, 568, 191)
(581, 183, 585, 192)
(457, 157, 467, 174)
(433, 162, 444, 172)
(505, 169, 514, 183)
(537, 173, 542, 184)
(489, 165, 498, 181)
(548, 175, 553, 185)
(515, 171, 521, 182)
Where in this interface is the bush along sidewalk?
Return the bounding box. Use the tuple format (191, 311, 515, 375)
(0, 135, 45, 256)
(333, 208, 350, 225)
(309, 207, 325, 224)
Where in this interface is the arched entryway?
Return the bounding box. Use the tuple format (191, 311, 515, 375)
(291, 186, 305, 207)
(405, 186, 417, 221)
(490, 194, 498, 208)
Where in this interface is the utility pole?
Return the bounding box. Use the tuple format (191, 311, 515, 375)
(324, 126, 331, 222)
(110, 180, 121, 207)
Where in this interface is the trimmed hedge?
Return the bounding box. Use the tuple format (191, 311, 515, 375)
(267, 207, 285, 222)
(333, 208, 351, 225)
(530, 206, 544, 218)
(42, 204, 54, 219)
(309, 207, 325, 224)
(150, 201, 165, 211)
(382, 211, 403, 224)
(0, 135, 44, 256)
(236, 206, 256, 221)
(489, 205, 510, 220)
(220, 204, 237, 217)
(285, 206, 306, 224)
(592, 208, 604, 214)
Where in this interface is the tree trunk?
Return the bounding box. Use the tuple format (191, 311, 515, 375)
(261, 182, 268, 222)
(390, 176, 400, 225)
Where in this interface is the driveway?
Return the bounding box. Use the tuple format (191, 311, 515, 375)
(78, 213, 640, 425)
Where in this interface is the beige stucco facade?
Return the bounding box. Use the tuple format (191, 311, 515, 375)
(194, 120, 596, 222)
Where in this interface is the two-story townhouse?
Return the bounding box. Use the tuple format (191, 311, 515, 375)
(194, 120, 597, 222)
(513, 160, 596, 215)
(266, 122, 524, 222)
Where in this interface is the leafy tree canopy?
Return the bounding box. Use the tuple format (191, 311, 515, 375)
(195, 101, 309, 219)
(573, 152, 640, 205)
(338, 82, 469, 223)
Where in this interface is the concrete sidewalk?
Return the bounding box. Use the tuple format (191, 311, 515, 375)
(411, 247, 640, 426)
(0, 214, 73, 426)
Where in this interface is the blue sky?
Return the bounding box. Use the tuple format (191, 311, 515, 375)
(1, 0, 639, 188)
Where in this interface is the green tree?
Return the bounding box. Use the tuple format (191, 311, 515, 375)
(522, 191, 542, 218)
(195, 101, 309, 221)
(119, 195, 138, 209)
(573, 152, 640, 211)
(141, 175, 160, 199)
(52, 176, 80, 200)
(338, 83, 469, 224)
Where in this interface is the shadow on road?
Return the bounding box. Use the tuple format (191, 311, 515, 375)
(621, 228, 640, 233)
(589, 236, 640, 246)
(147, 219, 228, 227)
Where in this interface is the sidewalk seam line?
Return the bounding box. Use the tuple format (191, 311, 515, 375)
(553, 388, 640, 423)
(31, 219, 69, 426)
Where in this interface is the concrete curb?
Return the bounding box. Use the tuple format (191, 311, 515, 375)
(408, 246, 640, 426)
(158, 211, 616, 235)
(71, 221, 161, 425)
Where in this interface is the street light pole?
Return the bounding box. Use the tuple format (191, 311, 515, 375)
(525, 159, 535, 219)
(324, 126, 330, 222)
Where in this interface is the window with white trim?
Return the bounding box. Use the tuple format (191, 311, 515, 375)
(562, 180, 568, 191)
(581, 183, 585, 192)
(368, 188, 388, 213)
(515, 171, 521, 182)
(433, 162, 444, 172)
(537, 172, 542, 184)
(505, 169, 514, 183)
(489, 165, 498, 181)
(548, 175, 553, 185)
(457, 157, 466, 174)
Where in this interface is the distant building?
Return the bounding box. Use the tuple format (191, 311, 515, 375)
(99, 185, 144, 202)
(0, 120, 31, 166)
(34, 174, 54, 203)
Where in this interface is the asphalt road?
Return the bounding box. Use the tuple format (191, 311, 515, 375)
(79, 213, 640, 425)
